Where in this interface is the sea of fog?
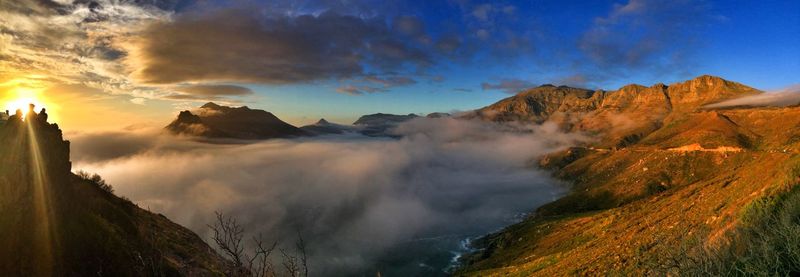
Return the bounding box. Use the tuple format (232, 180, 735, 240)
(68, 118, 579, 276)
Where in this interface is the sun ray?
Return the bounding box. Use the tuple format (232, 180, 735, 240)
(25, 115, 58, 275)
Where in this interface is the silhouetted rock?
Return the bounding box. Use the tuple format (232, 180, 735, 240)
(300, 118, 357, 135)
(353, 113, 418, 137)
(0, 107, 229, 275)
(166, 102, 309, 140)
(425, 112, 451, 118)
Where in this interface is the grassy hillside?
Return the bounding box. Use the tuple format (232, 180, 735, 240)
(456, 105, 800, 275)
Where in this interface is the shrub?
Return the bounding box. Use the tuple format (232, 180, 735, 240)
(671, 180, 800, 275)
(76, 170, 114, 194)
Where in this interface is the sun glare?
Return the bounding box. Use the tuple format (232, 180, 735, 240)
(3, 88, 47, 119)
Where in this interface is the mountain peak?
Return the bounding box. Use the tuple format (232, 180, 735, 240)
(667, 75, 761, 107)
(316, 118, 330, 125)
(692, 74, 727, 83)
(618, 83, 647, 92)
(201, 102, 222, 109)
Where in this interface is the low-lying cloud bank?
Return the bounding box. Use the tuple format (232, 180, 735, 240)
(705, 84, 800, 108)
(70, 118, 581, 275)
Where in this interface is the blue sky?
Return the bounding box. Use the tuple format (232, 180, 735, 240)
(1, 0, 798, 128)
(235, 0, 800, 124)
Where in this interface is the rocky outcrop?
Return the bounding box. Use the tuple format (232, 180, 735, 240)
(666, 75, 760, 109)
(166, 102, 308, 140)
(468, 75, 761, 147)
(0, 109, 229, 276)
(467, 85, 600, 122)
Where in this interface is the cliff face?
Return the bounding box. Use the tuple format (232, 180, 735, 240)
(469, 75, 761, 147)
(0, 113, 229, 276)
(166, 102, 308, 139)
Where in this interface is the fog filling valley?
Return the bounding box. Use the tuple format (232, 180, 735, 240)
(69, 118, 580, 275)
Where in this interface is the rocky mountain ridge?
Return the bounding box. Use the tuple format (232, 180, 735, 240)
(468, 75, 761, 147)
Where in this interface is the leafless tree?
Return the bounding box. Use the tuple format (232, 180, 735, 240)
(209, 212, 308, 277)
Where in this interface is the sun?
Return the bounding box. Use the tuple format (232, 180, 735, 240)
(3, 88, 47, 119)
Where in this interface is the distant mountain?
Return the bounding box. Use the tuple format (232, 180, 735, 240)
(353, 113, 419, 125)
(353, 113, 419, 137)
(300, 118, 357, 135)
(0, 111, 229, 275)
(426, 112, 451, 118)
(166, 102, 308, 139)
(456, 76, 800, 276)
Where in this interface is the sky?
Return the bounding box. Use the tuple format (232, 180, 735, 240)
(0, 0, 798, 130)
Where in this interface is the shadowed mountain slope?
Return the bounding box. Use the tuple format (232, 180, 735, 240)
(166, 102, 308, 139)
(0, 110, 229, 276)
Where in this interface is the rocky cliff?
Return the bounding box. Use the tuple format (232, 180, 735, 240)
(166, 102, 308, 139)
(467, 75, 760, 147)
(0, 110, 229, 276)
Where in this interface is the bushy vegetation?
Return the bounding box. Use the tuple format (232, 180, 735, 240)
(671, 174, 800, 275)
(75, 170, 114, 194)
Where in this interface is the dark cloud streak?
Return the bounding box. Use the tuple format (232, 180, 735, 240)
(131, 9, 431, 85)
(481, 78, 535, 94)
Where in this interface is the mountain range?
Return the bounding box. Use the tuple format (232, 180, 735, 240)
(456, 75, 800, 275)
(166, 103, 427, 139)
(4, 74, 798, 275)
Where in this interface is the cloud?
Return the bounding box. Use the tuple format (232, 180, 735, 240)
(556, 74, 605, 88)
(364, 75, 417, 87)
(0, 0, 171, 95)
(481, 78, 535, 94)
(128, 9, 431, 85)
(392, 15, 425, 37)
(471, 4, 493, 22)
(69, 129, 159, 163)
(0, 0, 541, 101)
(336, 75, 418, 95)
(173, 85, 254, 97)
(704, 85, 800, 108)
(130, 98, 147, 105)
(70, 117, 580, 275)
(335, 85, 385, 95)
(578, 0, 713, 76)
